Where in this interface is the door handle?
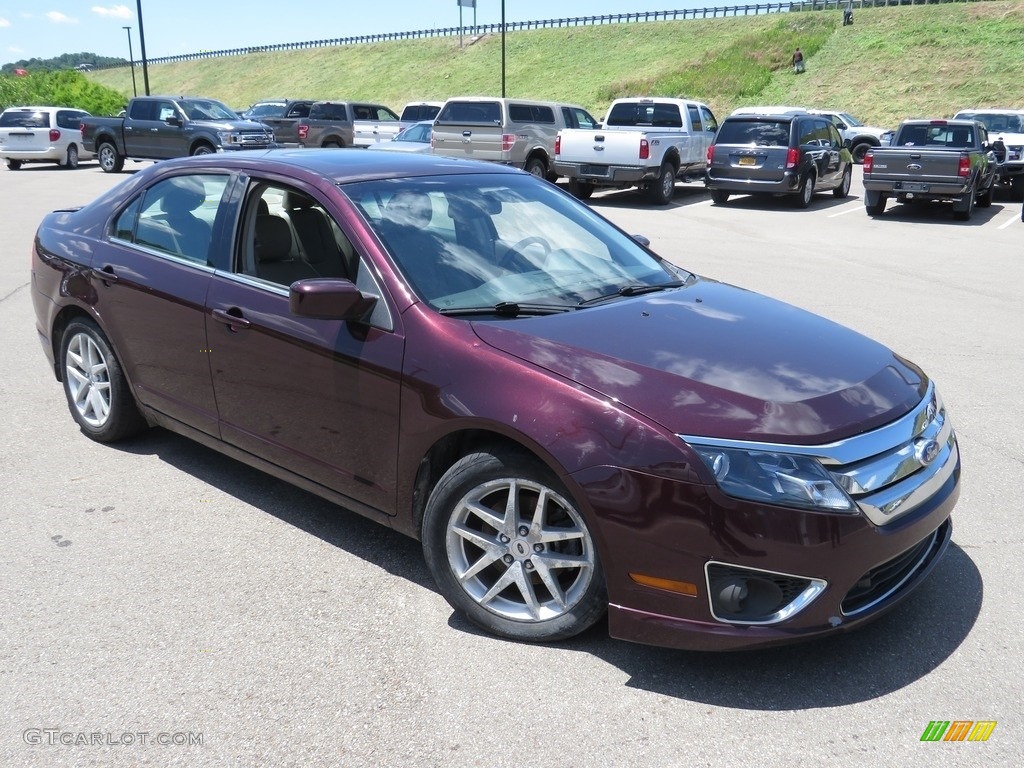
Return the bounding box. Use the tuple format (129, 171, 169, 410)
(92, 265, 119, 285)
(211, 308, 251, 331)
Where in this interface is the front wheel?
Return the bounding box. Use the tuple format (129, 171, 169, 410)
(97, 142, 124, 173)
(422, 449, 606, 643)
(646, 161, 676, 205)
(190, 143, 215, 156)
(833, 166, 852, 198)
(567, 178, 594, 200)
(59, 319, 147, 442)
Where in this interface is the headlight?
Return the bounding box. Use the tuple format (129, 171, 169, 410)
(217, 131, 239, 144)
(690, 444, 855, 512)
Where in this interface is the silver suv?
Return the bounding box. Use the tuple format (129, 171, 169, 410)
(431, 96, 598, 179)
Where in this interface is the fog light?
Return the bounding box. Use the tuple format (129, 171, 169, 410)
(706, 562, 827, 625)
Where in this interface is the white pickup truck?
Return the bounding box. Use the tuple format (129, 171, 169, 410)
(553, 97, 719, 204)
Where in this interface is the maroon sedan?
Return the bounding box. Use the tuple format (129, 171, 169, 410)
(31, 150, 959, 651)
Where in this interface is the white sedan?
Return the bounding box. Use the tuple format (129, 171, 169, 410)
(366, 120, 433, 153)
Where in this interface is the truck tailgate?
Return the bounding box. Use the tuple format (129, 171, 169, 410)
(867, 149, 967, 185)
(431, 123, 504, 161)
(556, 128, 648, 168)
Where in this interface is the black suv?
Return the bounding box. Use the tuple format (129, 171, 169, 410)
(705, 110, 853, 207)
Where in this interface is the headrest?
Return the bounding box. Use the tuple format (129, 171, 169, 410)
(254, 216, 292, 263)
(160, 179, 206, 213)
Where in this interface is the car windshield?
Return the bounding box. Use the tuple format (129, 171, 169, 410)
(963, 113, 1024, 133)
(839, 113, 862, 127)
(395, 123, 431, 143)
(245, 102, 287, 118)
(343, 173, 683, 313)
(180, 99, 242, 121)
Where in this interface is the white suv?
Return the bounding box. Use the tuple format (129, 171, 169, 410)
(808, 110, 892, 164)
(0, 106, 94, 170)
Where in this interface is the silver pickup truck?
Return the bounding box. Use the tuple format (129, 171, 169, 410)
(862, 119, 1000, 221)
(553, 97, 718, 205)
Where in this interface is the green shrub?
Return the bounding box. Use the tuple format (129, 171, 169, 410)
(0, 70, 127, 115)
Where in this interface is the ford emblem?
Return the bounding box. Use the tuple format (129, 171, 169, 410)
(907, 163, 922, 170)
(915, 438, 941, 466)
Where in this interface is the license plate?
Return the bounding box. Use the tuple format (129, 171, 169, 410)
(737, 156, 756, 166)
(898, 182, 928, 192)
(580, 164, 609, 177)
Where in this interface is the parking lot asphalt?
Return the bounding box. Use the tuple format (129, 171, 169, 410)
(1, 160, 1020, 767)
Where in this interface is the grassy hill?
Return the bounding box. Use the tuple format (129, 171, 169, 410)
(88, 2, 1024, 126)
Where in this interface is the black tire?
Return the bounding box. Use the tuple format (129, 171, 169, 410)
(833, 166, 852, 198)
(6, 158, 22, 170)
(851, 142, 873, 164)
(59, 319, 147, 443)
(190, 143, 215, 156)
(975, 182, 993, 208)
(567, 178, 595, 200)
(646, 161, 676, 205)
(865, 191, 887, 216)
(97, 141, 124, 173)
(1011, 176, 1024, 202)
(61, 144, 80, 169)
(421, 448, 607, 643)
(794, 173, 815, 208)
(322, 140, 342, 148)
(524, 157, 547, 179)
(953, 191, 975, 221)
(710, 189, 730, 205)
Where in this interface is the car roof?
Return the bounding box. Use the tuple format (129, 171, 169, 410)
(731, 106, 808, 116)
(145, 147, 523, 184)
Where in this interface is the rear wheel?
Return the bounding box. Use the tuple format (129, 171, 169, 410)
(6, 159, 22, 170)
(953, 191, 975, 221)
(97, 142, 124, 173)
(59, 319, 147, 442)
(323, 140, 342, 148)
(646, 161, 676, 205)
(422, 448, 606, 643)
(59, 144, 80, 169)
(524, 157, 547, 179)
(794, 173, 815, 208)
(833, 166, 852, 198)
(710, 189, 730, 205)
(567, 178, 594, 200)
(975, 182, 993, 208)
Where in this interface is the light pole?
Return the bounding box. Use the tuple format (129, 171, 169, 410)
(501, 0, 505, 97)
(123, 26, 137, 97)
(135, 0, 150, 95)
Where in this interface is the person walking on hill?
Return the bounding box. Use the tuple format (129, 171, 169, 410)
(843, 1, 854, 26)
(792, 47, 805, 74)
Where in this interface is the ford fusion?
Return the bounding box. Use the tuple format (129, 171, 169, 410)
(31, 150, 959, 650)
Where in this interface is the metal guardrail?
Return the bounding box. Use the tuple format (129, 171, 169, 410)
(94, 0, 987, 70)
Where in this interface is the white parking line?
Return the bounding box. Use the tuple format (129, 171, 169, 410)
(828, 205, 863, 218)
(998, 213, 1021, 230)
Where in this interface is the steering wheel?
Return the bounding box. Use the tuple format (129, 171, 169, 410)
(498, 236, 551, 271)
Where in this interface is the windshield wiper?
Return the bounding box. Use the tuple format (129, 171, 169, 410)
(577, 281, 685, 307)
(438, 301, 574, 317)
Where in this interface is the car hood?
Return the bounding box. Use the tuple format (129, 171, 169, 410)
(193, 119, 271, 132)
(471, 279, 926, 444)
(989, 131, 1024, 145)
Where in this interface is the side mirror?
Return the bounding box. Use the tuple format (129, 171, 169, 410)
(289, 278, 377, 321)
(165, 115, 183, 127)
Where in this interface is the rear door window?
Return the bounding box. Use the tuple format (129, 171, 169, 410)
(437, 101, 502, 124)
(716, 119, 789, 146)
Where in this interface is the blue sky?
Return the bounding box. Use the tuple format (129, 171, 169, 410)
(1, 1, 717, 63)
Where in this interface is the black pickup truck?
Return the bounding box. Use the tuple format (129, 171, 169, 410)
(862, 118, 1001, 221)
(81, 96, 276, 173)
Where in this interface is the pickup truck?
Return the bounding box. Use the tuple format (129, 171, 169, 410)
(953, 108, 1024, 201)
(81, 96, 276, 173)
(241, 98, 314, 146)
(296, 100, 402, 148)
(862, 118, 1000, 220)
(553, 97, 719, 204)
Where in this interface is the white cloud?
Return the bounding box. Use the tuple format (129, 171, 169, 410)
(46, 12, 79, 24)
(0, 18, 11, 28)
(8, 46, 25, 54)
(92, 5, 133, 20)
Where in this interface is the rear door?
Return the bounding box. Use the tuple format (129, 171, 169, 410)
(800, 118, 842, 186)
(431, 100, 505, 161)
